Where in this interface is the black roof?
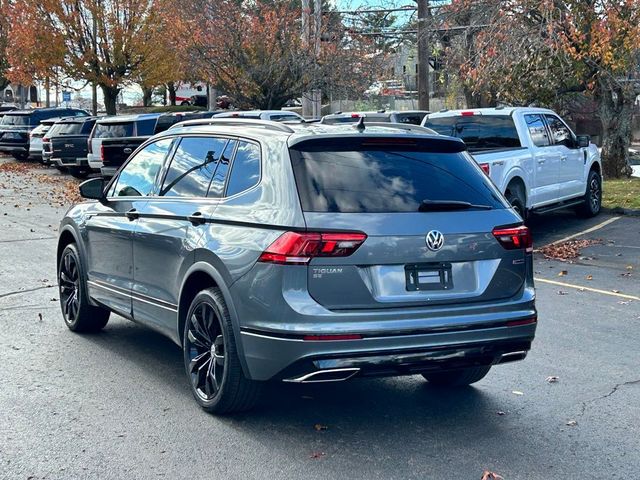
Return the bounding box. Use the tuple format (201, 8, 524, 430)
(3, 107, 88, 115)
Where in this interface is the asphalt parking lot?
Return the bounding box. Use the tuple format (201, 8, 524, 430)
(1, 157, 639, 479)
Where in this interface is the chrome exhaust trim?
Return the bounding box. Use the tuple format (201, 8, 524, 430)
(283, 368, 360, 383)
(498, 351, 528, 364)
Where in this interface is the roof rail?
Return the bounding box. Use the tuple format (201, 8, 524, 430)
(365, 122, 438, 135)
(170, 118, 295, 133)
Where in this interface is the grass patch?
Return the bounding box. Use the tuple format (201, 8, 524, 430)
(603, 177, 640, 210)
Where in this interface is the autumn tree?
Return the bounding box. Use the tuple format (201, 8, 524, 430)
(6, 0, 170, 114)
(0, 0, 10, 92)
(171, 0, 378, 109)
(441, 0, 640, 177)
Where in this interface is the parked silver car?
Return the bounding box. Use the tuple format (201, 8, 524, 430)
(57, 119, 537, 413)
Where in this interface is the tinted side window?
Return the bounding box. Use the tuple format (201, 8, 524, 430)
(208, 140, 236, 197)
(111, 138, 173, 197)
(424, 115, 521, 151)
(161, 136, 227, 197)
(524, 114, 550, 147)
(395, 113, 426, 125)
(544, 114, 573, 147)
(226, 141, 261, 196)
(136, 118, 157, 136)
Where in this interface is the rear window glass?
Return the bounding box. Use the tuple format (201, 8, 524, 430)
(290, 139, 506, 213)
(93, 122, 134, 138)
(423, 115, 521, 151)
(0, 114, 30, 126)
(47, 122, 83, 136)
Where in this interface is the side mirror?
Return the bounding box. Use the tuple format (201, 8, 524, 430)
(576, 135, 590, 148)
(79, 177, 106, 201)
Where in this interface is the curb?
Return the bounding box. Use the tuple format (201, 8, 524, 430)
(602, 207, 640, 217)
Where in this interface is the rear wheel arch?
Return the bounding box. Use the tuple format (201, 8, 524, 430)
(504, 176, 528, 218)
(178, 262, 251, 376)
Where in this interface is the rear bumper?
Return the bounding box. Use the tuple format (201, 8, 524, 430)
(0, 144, 28, 154)
(87, 153, 102, 170)
(100, 166, 118, 177)
(54, 157, 88, 167)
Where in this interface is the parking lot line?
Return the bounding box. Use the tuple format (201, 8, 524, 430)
(535, 277, 640, 301)
(547, 216, 621, 246)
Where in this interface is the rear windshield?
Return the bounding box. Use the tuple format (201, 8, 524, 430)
(47, 122, 83, 136)
(290, 139, 506, 213)
(0, 114, 30, 126)
(93, 122, 134, 138)
(423, 115, 521, 151)
(394, 112, 427, 125)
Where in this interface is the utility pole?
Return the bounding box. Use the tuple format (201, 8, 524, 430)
(417, 0, 430, 111)
(301, 0, 312, 118)
(301, 0, 322, 119)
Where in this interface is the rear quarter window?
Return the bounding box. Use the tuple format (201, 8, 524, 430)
(423, 115, 521, 151)
(289, 138, 506, 213)
(93, 122, 135, 138)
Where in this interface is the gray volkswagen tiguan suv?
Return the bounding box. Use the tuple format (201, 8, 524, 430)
(57, 119, 537, 414)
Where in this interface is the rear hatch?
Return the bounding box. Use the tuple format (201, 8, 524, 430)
(286, 135, 529, 310)
(0, 113, 32, 146)
(49, 122, 87, 159)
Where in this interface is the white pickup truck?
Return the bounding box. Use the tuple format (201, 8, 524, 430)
(422, 107, 602, 219)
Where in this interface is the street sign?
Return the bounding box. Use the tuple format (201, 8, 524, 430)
(62, 91, 71, 102)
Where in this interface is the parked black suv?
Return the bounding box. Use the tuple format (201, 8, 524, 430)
(43, 116, 101, 178)
(0, 108, 89, 160)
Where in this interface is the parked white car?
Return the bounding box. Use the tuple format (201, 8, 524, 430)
(423, 107, 603, 218)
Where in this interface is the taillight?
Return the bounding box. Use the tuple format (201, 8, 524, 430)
(42, 137, 49, 142)
(479, 162, 490, 175)
(351, 113, 361, 118)
(87, 139, 92, 154)
(492, 226, 532, 253)
(100, 145, 105, 161)
(461, 111, 475, 116)
(258, 231, 367, 265)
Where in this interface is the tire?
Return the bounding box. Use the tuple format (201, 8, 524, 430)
(12, 152, 28, 161)
(58, 243, 110, 332)
(183, 288, 262, 414)
(505, 188, 527, 221)
(422, 365, 491, 387)
(576, 169, 602, 218)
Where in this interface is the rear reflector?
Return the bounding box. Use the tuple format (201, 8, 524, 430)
(100, 145, 105, 161)
(258, 231, 367, 265)
(506, 317, 537, 327)
(303, 334, 362, 341)
(492, 226, 533, 253)
(479, 162, 490, 175)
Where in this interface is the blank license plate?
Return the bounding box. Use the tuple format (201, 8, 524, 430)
(405, 263, 453, 291)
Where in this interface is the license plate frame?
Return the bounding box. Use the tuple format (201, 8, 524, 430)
(405, 262, 453, 291)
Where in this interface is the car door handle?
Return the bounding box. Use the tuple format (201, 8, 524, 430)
(125, 208, 139, 221)
(187, 211, 206, 226)
(123, 148, 132, 154)
(560, 155, 567, 161)
(537, 159, 545, 164)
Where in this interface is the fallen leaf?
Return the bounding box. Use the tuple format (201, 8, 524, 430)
(566, 420, 578, 427)
(38, 313, 43, 322)
(496, 411, 506, 416)
(557, 290, 568, 295)
(314, 424, 328, 431)
(558, 270, 568, 277)
(626, 265, 633, 270)
(618, 301, 631, 305)
(512, 390, 524, 396)
(481, 470, 504, 480)
(539, 239, 602, 262)
(612, 289, 621, 294)
(310, 452, 326, 459)
(546, 376, 559, 383)
(585, 275, 593, 280)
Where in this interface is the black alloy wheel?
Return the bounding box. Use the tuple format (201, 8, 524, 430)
(59, 250, 80, 324)
(185, 300, 226, 401)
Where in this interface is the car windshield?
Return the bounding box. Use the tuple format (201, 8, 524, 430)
(0, 114, 31, 126)
(289, 138, 507, 213)
(423, 115, 521, 151)
(93, 122, 134, 138)
(47, 122, 83, 136)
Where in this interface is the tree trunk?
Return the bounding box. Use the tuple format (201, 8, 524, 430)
(597, 80, 634, 178)
(101, 84, 119, 115)
(167, 82, 177, 106)
(142, 86, 153, 107)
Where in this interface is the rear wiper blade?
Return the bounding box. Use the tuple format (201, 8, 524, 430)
(419, 199, 492, 211)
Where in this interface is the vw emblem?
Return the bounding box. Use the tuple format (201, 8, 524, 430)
(426, 230, 444, 251)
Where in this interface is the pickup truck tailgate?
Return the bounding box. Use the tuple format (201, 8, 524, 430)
(101, 137, 146, 169)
